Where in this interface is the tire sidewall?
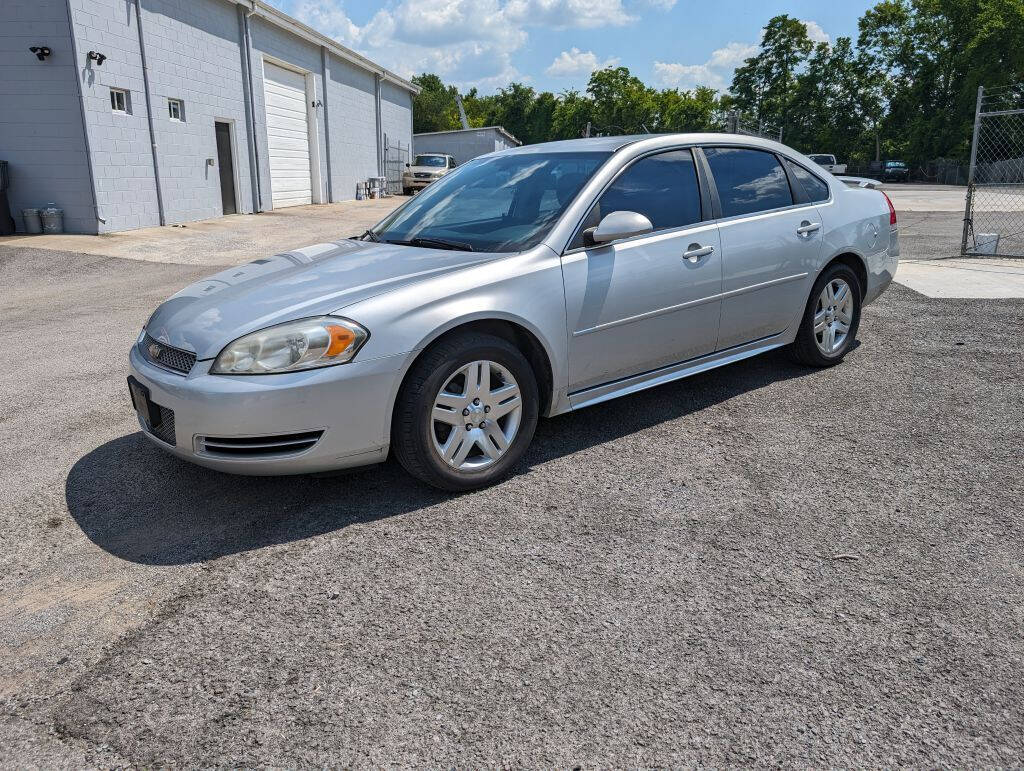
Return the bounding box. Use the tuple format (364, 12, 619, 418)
(401, 338, 539, 489)
(804, 263, 862, 363)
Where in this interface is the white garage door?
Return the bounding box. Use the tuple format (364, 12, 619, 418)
(263, 61, 311, 208)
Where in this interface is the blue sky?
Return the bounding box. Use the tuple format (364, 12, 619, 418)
(265, 0, 877, 94)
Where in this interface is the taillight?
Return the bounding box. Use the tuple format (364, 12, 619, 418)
(881, 191, 897, 226)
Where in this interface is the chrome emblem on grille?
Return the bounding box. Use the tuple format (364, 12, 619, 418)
(148, 342, 163, 359)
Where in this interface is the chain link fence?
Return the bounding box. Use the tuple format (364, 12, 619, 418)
(383, 136, 410, 196)
(727, 111, 783, 143)
(962, 85, 1024, 257)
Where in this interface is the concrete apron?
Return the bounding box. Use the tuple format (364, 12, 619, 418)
(894, 257, 1024, 299)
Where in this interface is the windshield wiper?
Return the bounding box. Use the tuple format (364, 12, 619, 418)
(357, 229, 380, 242)
(384, 237, 474, 252)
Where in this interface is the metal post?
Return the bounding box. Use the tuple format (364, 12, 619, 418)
(134, 0, 166, 226)
(961, 86, 984, 255)
(727, 111, 738, 134)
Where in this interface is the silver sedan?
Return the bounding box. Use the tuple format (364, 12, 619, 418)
(129, 134, 899, 490)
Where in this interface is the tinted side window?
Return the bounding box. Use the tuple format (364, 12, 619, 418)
(787, 160, 830, 202)
(574, 149, 702, 248)
(704, 147, 793, 217)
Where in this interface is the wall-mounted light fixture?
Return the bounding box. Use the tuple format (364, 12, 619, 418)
(29, 46, 52, 61)
(88, 50, 107, 66)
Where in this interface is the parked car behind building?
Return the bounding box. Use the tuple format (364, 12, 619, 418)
(881, 161, 910, 182)
(402, 154, 457, 195)
(807, 154, 848, 175)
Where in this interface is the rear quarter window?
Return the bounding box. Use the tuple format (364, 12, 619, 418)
(786, 160, 830, 203)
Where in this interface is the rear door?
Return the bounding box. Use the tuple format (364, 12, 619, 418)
(700, 146, 824, 349)
(562, 148, 722, 393)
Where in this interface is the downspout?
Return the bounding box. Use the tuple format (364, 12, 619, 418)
(63, 0, 104, 231)
(374, 74, 383, 177)
(238, 3, 262, 212)
(320, 45, 334, 202)
(132, 0, 166, 226)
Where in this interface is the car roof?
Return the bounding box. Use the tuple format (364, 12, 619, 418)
(501, 133, 795, 156)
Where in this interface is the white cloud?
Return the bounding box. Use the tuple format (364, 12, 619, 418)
(289, 0, 633, 90)
(801, 20, 830, 44)
(546, 48, 620, 77)
(653, 41, 757, 90)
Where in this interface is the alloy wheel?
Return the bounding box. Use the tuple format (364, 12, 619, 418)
(430, 360, 523, 471)
(814, 278, 854, 355)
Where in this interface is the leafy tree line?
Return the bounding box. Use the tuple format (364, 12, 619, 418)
(412, 0, 1024, 167)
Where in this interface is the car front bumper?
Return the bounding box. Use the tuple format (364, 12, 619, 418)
(128, 343, 407, 475)
(402, 176, 436, 189)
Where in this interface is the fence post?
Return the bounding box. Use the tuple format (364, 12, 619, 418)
(961, 86, 984, 256)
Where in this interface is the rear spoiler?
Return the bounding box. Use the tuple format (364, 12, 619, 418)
(836, 176, 880, 189)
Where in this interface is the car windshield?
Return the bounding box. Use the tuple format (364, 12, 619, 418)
(887, 161, 907, 168)
(414, 155, 448, 167)
(373, 151, 611, 253)
(808, 154, 834, 164)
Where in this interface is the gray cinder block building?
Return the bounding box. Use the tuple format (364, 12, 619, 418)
(413, 126, 521, 165)
(0, 0, 418, 234)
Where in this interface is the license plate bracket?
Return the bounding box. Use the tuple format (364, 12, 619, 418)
(127, 376, 161, 429)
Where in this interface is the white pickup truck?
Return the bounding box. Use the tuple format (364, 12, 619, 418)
(807, 153, 847, 175)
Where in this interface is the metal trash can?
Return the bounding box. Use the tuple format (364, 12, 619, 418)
(40, 205, 64, 234)
(22, 208, 42, 234)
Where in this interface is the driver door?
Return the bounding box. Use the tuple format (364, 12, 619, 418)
(560, 148, 723, 394)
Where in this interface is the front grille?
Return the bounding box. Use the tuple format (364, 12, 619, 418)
(196, 430, 324, 458)
(414, 172, 433, 179)
(141, 334, 196, 375)
(149, 404, 176, 446)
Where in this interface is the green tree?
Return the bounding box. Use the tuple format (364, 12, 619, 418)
(656, 86, 723, 133)
(551, 89, 594, 139)
(587, 66, 658, 134)
(729, 15, 814, 130)
(859, 0, 1024, 164)
(411, 73, 459, 134)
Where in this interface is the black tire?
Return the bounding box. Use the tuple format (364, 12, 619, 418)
(392, 332, 539, 491)
(788, 262, 862, 367)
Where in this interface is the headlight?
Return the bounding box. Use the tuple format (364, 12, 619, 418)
(211, 316, 368, 375)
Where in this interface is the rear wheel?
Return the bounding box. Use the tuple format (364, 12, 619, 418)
(392, 332, 539, 491)
(789, 262, 862, 367)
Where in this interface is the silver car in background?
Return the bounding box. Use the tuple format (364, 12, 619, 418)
(129, 134, 899, 490)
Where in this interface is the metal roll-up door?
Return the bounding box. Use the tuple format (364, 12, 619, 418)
(263, 61, 311, 208)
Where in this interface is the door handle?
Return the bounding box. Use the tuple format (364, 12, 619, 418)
(797, 221, 821, 235)
(683, 243, 714, 262)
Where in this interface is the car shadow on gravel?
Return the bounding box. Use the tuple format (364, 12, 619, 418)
(66, 348, 818, 566)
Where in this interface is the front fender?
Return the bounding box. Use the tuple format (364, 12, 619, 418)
(340, 246, 571, 440)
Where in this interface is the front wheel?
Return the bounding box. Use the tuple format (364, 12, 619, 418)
(788, 263, 862, 367)
(392, 332, 539, 491)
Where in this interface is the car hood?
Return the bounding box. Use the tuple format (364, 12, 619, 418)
(144, 239, 499, 359)
(407, 166, 446, 174)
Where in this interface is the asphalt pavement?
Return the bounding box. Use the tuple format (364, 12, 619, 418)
(1, 211, 1023, 766)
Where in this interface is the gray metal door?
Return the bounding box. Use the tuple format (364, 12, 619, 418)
(563, 223, 723, 392)
(715, 209, 821, 348)
(215, 122, 237, 216)
(563, 148, 723, 392)
(702, 146, 822, 349)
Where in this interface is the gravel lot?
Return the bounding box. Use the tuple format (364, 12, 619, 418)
(1, 210, 1023, 766)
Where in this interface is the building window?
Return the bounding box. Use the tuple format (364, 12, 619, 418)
(110, 88, 129, 113)
(168, 98, 184, 121)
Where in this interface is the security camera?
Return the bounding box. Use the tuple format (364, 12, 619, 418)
(29, 46, 52, 61)
(87, 50, 106, 66)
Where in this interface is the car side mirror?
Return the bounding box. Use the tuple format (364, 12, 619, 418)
(586, 210, 654, 246)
